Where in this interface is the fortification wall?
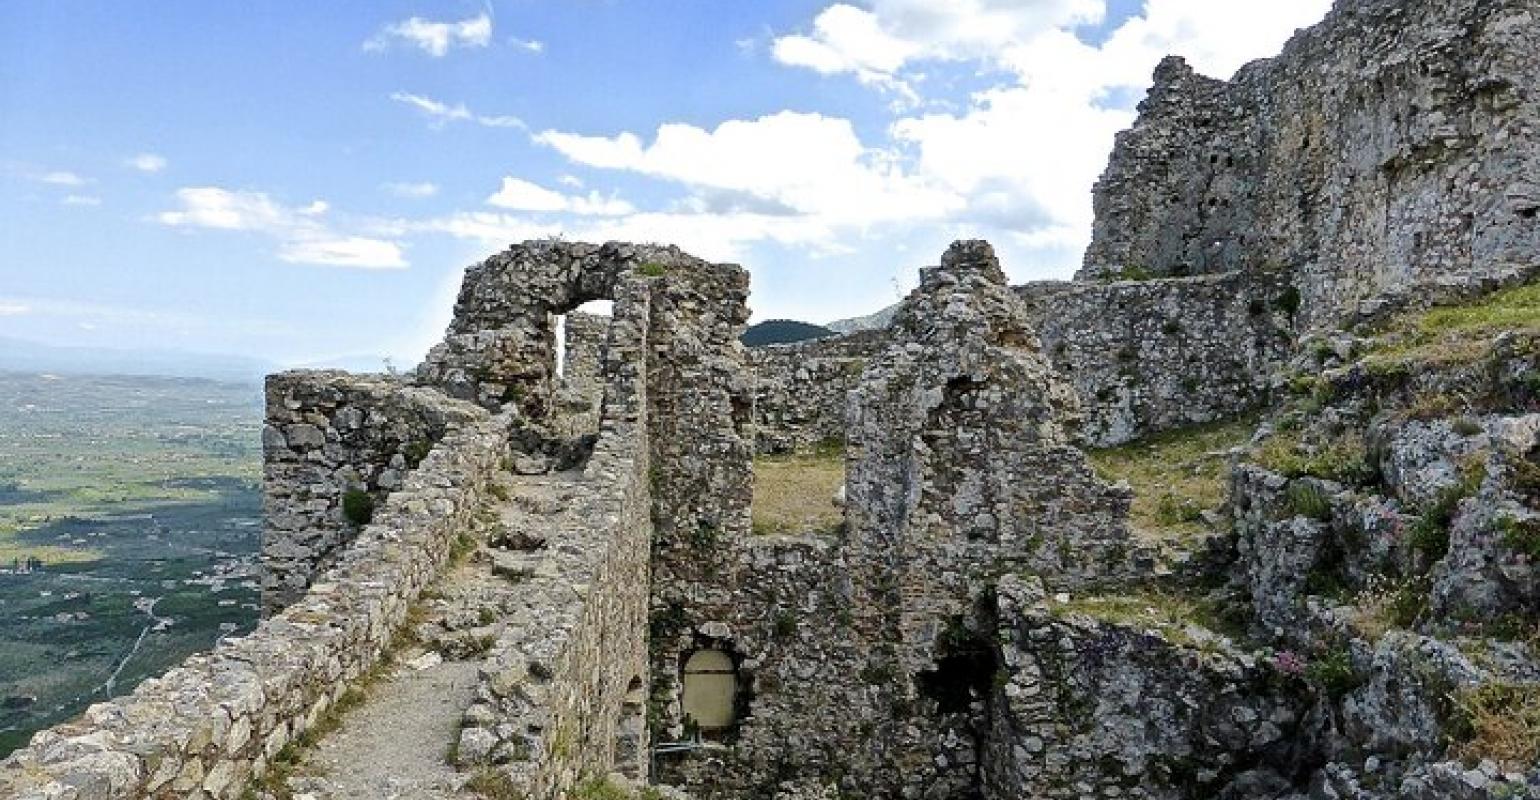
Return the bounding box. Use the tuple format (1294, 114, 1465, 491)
(550, 311, 608, 436)
(454, 278, 655, 795)
(0, 408, 514, 800)
(748, 331, 885, 454)
(1082, 0, 1540, 327)
(260, 371, 486, 613)
(1018, 272, 1293, 447)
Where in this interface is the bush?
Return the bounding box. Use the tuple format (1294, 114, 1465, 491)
(1498, 515, 1540, 559)
(1450, 682, 1540, 769)
(1286, 482, 1333, 521)
(342, 489, 374, 526)
(1305, 646, 1361, 699)
(635, 262, 669, 277)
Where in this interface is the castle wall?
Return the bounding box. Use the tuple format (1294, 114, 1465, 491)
(747, 331, 885, 454)
(0, 408, 515, 800)
(260, 371, 485, 613)
(456, 280, 655, 795)
(1018, 272, 1293, 447)
(1082, 0, 1540, 328)
(982, 577, 1308, 799)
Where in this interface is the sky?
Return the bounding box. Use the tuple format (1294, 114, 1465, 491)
(0, 0, 1332, 368)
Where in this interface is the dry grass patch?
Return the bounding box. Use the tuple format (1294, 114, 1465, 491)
(752, 446, 845, 536)
(1088, 417, 1256, 544)
(1451, 681, 1540, 770)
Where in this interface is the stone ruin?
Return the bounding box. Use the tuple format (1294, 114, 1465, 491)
(5, 1, 1540, 798)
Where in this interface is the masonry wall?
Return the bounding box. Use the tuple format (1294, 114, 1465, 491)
(748, 331, 886, 454)
(0, 409, 514, 800)
(261, 371, 485, 613)
(1082, 0, 1540, 328)
(1017, 272, 1293, 447)
(456, 280, 654, 796)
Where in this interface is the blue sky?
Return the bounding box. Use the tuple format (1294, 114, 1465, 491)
(0, 1, 1329, 367)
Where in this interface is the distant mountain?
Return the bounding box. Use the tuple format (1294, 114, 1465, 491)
(826, 303, 899, 334)
(0, 336, 275, 383)
(741, 319, 837, 347)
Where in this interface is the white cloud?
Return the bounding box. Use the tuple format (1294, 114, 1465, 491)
(365, 13, 492, 57)
(390, 91, 526, 130)
(535, 111, 961, 228)
(385, 181, 439, 198)
(511, 38, 545, 53)
(754, 0, 1331, 264)
(0, 301, 30, 316)
(486, 177, 634, 216)
(411, 1, 1332, 277)
(39, 170, 88, 187)
(157, 187, 406, 269)
(126, 153, 167, 173)
(62, 194, 103, 207)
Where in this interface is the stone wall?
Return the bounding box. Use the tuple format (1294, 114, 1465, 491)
(1081, 0, 1540, 328)
(1018, 272, 1293, 447)
(748, 331, 886, 454)
(659, 242, 1141, 798)
(551, 311, 609, 436)
(984, 576, 1309, 800)
(457, 280, 654, 796)
(260, 370, 485, 613)
(0, 409, 514, 800)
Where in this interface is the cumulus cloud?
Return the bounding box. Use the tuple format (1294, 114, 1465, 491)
(511, 38, 545, 53)
(390, 92, 526, 130)
(410, 1, 1330, 273)
(486, 177, 634, 216)
(365, 13, 492, 57)
(535, 111, 961, 228)
(157, 187, 406, 269)
(756, 0, 1331, 263)
(384, 181, 439, 198)
(62, 194, 103, 206)
(0, 301, 30, 316)
(126, 153, 167, 173)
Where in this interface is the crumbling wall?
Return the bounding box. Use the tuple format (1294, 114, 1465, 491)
(261, 371, 486, 613)
(0, 409, 514, 800)
(662, 242, 1140, 798)
(748, 331, 886, 454)
(983, 576, 1310, 799)
(456, 281, 654, 795)
(1082, 0, 1540, 328)
(1018, 272, 1293, 447)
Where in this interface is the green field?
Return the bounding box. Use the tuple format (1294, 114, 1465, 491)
(0, 372, 263, 755)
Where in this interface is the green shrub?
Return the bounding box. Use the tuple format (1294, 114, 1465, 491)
(1278, 286, 1302, 318)
(1305, 646, 1361, 699)
(635, 262, 669, 277)
(342, 489, 374, 526)
(1286, 482, 1333, 521)
(1499, 515, 1540, 559)
(403, 439, 433, 467)
(773, 609, 798, 639)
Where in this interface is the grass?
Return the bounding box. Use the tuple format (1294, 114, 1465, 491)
(1087, 416, 1256, 543)
(751, 444, 845, 536)
(1450, 682, 1540, 770)
(1364, 282, 1540, 367)
(1253, 431, 1373, 485)
(1045, 589, 1243, 648)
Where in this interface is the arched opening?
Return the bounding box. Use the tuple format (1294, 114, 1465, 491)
(680, 649, 738, 735)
